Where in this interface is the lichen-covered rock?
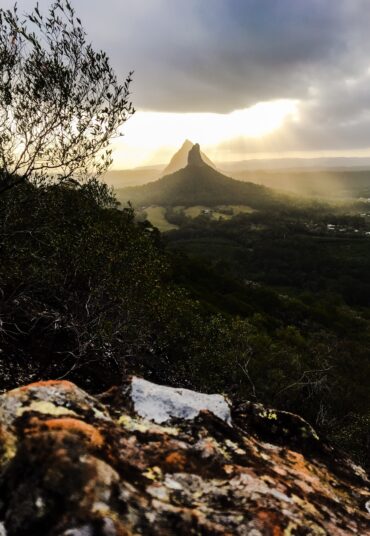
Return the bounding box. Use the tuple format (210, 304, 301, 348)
(0, 378, 368, 535)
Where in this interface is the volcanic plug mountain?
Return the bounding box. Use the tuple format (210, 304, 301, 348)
(162, 139, 216, 175)
(118, 143, 274, 207)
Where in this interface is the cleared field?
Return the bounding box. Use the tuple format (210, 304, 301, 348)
(184, 206, 233, 220)
(139, 204, 256, 232)
(144, 206, 179, 232)
(183, 205, 255, 220)
(225, 205, 256, 214)
(183, 206, 209, 218)
(211, 211, 232, 220)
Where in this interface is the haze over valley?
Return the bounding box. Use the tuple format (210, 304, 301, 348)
(105, 143, 370, 202)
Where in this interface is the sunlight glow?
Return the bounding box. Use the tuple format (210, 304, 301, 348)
(111, 99, 299, 168)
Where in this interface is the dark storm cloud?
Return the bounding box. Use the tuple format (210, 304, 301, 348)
(5, 0, 370, 112)
(105, 0, 370, 114)
(3, 0, 370, 151)
(218, 67, 370, 154)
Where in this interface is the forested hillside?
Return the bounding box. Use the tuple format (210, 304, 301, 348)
(1, 179, 369, 468)
(117, 144, 281, 208)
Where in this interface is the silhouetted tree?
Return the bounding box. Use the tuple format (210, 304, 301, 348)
(0, 0, 134, 193)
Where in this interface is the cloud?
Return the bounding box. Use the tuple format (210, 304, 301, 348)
(3, 0, 370, 157)
(7, 1, 370, 111)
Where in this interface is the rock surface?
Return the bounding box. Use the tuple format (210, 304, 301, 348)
(162, 140, 215, 175)
(0, 377, 368, 535)
(130, 377, 231, 425)
(187, 143, 205, 167)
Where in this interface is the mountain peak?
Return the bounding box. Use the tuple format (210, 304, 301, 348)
(188, 143, 205, 167)
(162, 140, 216, 176)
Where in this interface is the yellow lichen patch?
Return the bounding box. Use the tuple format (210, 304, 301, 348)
(290, 493, 321, 520)
(118, 415, 179, 436)
(16, 401, 77, 418)
(92, 407, 110, 421)
(258, 410, 278, 420)
(143, 466, 163, 481)
(0, 424, 17, 465)
(284, 522, 298, 536)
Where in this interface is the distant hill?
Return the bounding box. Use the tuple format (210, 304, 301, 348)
(116, 144, 277, 208)
(162, 139, 216, 176)
(228, 169, 370, 199)
(103, 154, 370, 192)
(103, 141, 214, 189)
(219, 156, 370, 173)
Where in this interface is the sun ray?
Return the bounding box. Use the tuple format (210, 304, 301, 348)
(111, 99, 298, 168)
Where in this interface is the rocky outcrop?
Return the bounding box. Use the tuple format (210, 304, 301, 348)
(187, 143, 206, 167)
(162, 140, 215, 175)
(0, 377, 368, 535)
(119, 143, 269, 207)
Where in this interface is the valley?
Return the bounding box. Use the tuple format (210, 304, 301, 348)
(110, 142, 370, 467)
(135, 203, 256, 231)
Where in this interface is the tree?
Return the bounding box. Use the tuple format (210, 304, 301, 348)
(0, 0, 134, 193)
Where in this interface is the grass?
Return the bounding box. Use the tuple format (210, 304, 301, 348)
(139, 204, 257, 232)
(227, 205, 256, 214)
(144, 206, 179, 232)
(183, 206, 209, 218)
(181, 205, 255, 220)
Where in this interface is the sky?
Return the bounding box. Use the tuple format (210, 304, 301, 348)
(5, 0, 370, 167)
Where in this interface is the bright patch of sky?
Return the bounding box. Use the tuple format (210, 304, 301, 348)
(112, 100, 298, 167)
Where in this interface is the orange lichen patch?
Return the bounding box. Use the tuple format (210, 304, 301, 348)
(225, 464, 261, 482)
(285, 450, 314, 477)
(164, 451, 187, 471)
(223, 464, 235, 475)
(26, 417, 104, 448)
(18, 380, 76, 392)
(285, 450, 337, 498)
(271, 464, 288, 477)
(256, 510, 284, 535)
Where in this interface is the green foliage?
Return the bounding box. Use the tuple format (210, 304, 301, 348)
(165, 205, 370, 467)
(0, 1, 134, 193)
(0, 181, 171, 386)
